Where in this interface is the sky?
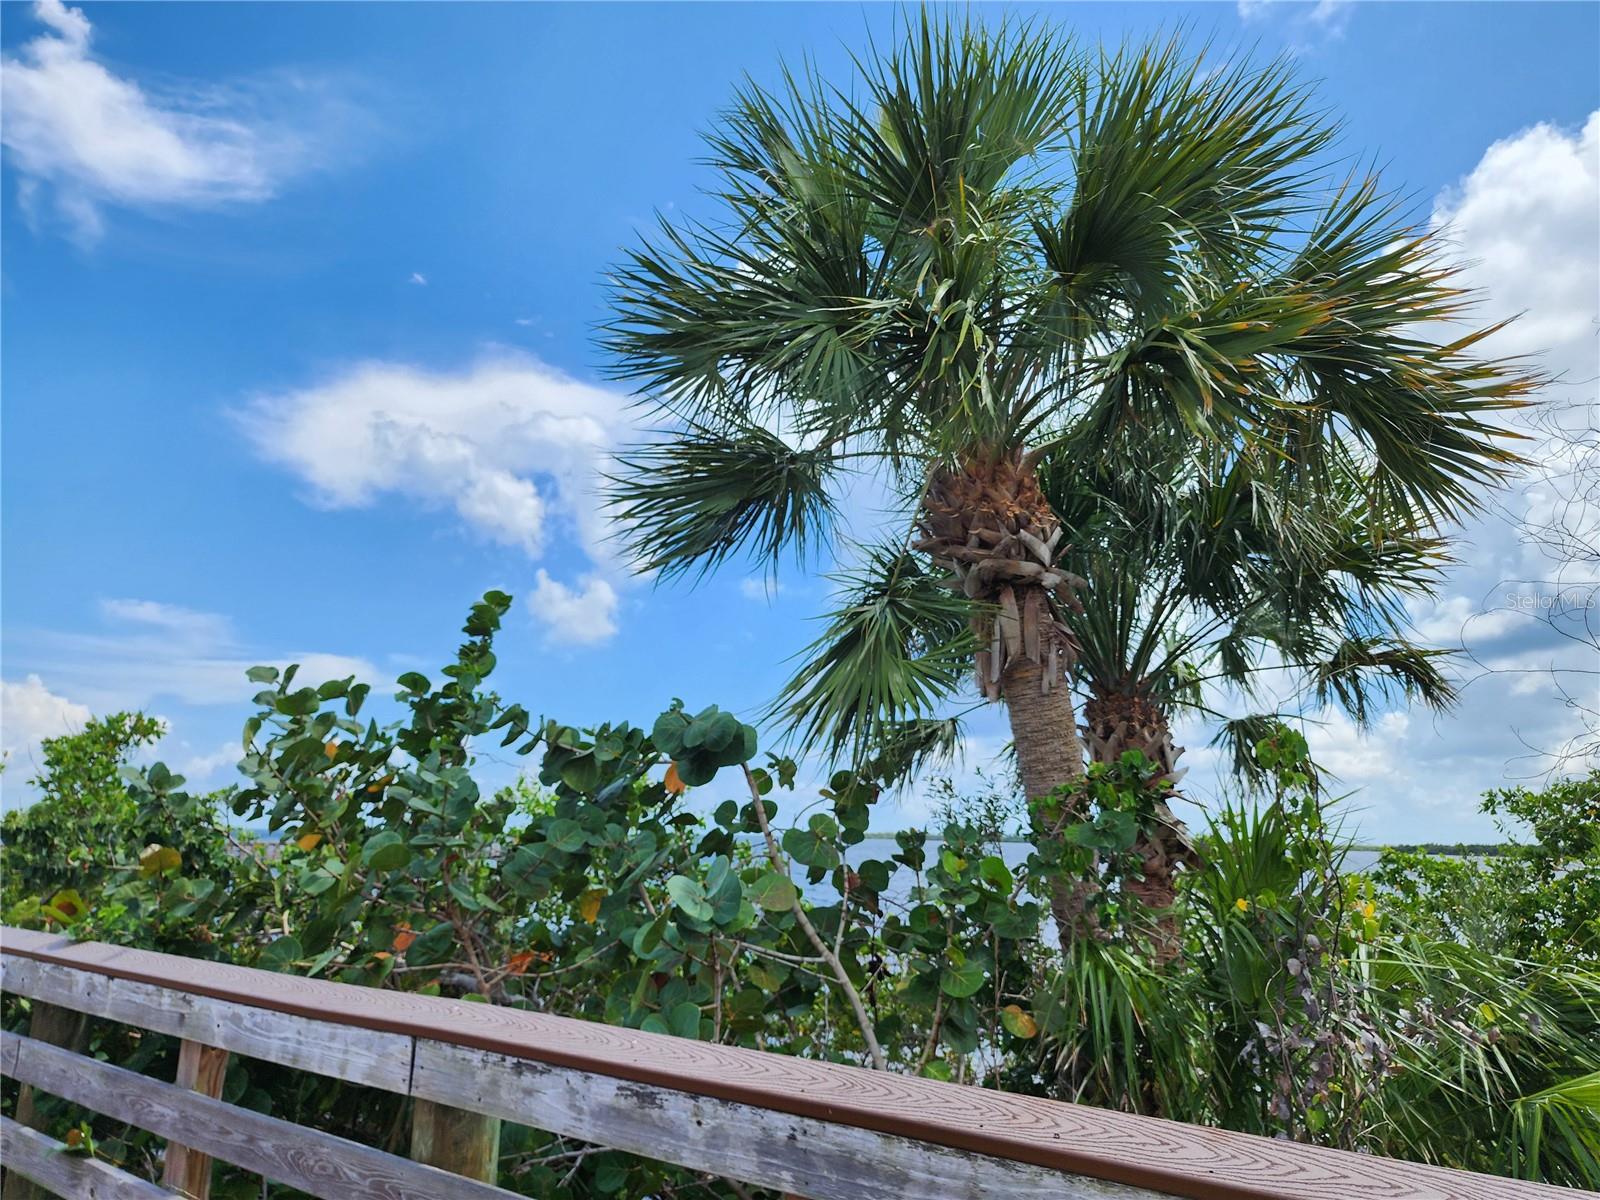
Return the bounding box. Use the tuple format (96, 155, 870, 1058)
(2, 0, 1596, 842)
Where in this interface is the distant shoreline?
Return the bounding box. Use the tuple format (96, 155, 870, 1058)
(858, 834, 1514, 855)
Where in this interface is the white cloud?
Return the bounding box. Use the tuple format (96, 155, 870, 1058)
(175, 741, 241, 784)
(1237, 0, 1353, 42)
(5, 598, 377, 712)
(1, 0, 350, 241)
(409, 272, 428, 286)
(1406, 595, 1529, 647)
(528, 571, 619, 647)
(241, 353, 627, 564)
(100, 597, 233, 644)
(1, 675, 92, 787)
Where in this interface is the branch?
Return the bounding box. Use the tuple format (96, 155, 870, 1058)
(744, 765, 887, 1071)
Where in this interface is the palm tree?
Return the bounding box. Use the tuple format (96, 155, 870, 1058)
(1039, 431, 1460, 955)
(602, 17, 1537, 952)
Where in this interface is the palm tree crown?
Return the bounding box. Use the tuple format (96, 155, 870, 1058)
(605, 16, 1534, 766)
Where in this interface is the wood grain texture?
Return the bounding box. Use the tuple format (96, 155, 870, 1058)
(8, 996, 91, 1200)
(0, 1032, 517, 1200)
(0, 954, 411, 1093)
(162, 1038, 229, 1198)
(411, 1098, 502, 1183)
(2, 927, 1587, 1200)
(412, 1038, 1154, 1200)
(0, 1116, 171, 1200)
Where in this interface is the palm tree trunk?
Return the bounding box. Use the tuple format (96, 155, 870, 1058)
(1081, 692, 1194, 965)
(1002, 652, 1093, 955)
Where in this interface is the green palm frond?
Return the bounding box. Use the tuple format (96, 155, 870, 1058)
(868, 716, 966, 788)
(1311, 636, 1458, 724)
(605, 424, 837, 579)
(1509, 1072, 1600, 1184)
(772, 544, 976, 765)
(1209, 714, 1298, 789)
(1033, 38, 1330, 332)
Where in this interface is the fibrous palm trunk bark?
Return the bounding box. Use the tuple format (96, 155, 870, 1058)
(1081, 691, 1199, 964)
(916, 448, 1093, 954)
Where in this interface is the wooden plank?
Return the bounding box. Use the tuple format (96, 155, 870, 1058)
(0, 954, 411, 1093)
(8, 997, 90, 1200)
(1, 1032, 517, 1200)
(162, 1039, 230, 1198)
(0, 1116, 171, 1200)
(0, 927, 1577, 1200)
(410, 1098, 501, 1183)
(410, 1038, 1154, 1200)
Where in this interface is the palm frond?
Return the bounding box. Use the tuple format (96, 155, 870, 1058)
(1311, 636, 1458, 725)
(605, 424, 837, 579)
(772, 544, 976, 766)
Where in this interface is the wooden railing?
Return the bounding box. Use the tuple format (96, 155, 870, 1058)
(0, 926, 1581, 1200)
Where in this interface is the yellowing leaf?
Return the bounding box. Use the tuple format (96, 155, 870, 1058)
(392, 924, 416, 953)
(138, 844, 182, 878)
(1000, 1004, 1038, 1039)
(577, 888, 606, 924)
(664, 762, 687, 795)
(506, 951, 536, 976)
(324, 741, 340, 759)
(296, 833, 322, 852)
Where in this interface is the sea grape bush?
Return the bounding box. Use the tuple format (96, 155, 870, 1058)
(2, 593, 1055, 1197)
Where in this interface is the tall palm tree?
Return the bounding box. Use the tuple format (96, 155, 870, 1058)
(1039, 430, 1460, 955)
(602, 17, 1536, 952)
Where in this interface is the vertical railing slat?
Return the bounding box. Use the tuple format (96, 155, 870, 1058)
(410, 1097, 502, 1184)
(161, 1039, 230, 1199)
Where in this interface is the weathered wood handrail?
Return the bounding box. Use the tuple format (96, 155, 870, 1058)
(0, 926, 1584, 1200)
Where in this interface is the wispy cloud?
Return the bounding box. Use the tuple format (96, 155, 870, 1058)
(1236, 0, 1355, 46)
(1, 0, 363, 241)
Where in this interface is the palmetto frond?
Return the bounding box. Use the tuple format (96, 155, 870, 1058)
(1311, 636, 1458, 725)
(605, 423, 836, 579)
(772, 544, 975, 765)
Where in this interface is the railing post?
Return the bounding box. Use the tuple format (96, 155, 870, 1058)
(410, 1097, 502, 1183)
(5, 1000, 89, 1200)
(161, 1039, 229, 1199)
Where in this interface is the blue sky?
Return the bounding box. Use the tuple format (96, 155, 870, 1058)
(3, 0, 1597, 840)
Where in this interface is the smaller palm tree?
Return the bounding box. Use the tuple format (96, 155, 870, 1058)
(1039, 430, 1460, 955)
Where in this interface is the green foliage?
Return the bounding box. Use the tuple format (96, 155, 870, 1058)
(4, 607, 1594, 1192)
(1373, 771, 1600, 967)
(1037, 727, 1600, 1185)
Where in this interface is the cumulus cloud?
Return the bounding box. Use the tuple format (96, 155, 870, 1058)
(1, 0, 352, 241)
(1, 674, 92, 788)
(243, 352, 637, 646)
(528, 571, 619, 647)
(1431, 114, 1600, 364)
